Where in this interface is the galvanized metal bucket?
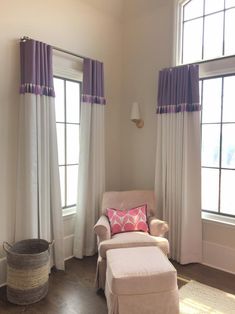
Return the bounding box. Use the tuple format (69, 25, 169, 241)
(3, 239, 53, 305)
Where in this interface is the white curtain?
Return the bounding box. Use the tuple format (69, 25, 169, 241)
(16, 94, 64, 270)
(73, 103, 105, 258)
(155, 64, 202, 264)
(155, 111, 202, 264)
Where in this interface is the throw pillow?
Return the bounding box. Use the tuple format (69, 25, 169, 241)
(106, 204, 149, 236)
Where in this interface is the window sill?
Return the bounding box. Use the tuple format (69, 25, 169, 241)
(63, 206, 77, 219)
(202, 212, 235, 227)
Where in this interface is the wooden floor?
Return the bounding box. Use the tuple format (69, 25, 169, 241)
(0, 255, 235, 313)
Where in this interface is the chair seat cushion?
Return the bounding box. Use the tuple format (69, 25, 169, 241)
(99, 231, 169, 258)
(106, 247, 177, 295)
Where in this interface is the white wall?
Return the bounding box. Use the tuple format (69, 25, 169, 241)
(0, 0, 123, 284)
(202, 219, 235, 274)
(120, 0, 175, 190)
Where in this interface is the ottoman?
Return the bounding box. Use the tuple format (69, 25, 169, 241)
(105, 247, 179, 314)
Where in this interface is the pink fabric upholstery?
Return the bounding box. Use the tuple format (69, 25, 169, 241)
(99, 231, 169, 258)
(94, 190, 170, 290)
(106, 205, 149, 235)
(105, 247, 179, 314)
(148, 216, 169, 236)
(94, 215, 111, 243)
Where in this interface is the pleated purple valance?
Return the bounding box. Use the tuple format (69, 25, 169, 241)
(157, 64, 200, 114)
(82, 58, 106, 105)
(20, 39, 55, 97)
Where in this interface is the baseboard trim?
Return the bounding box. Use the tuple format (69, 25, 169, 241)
(64, 255, 74, 261)
(202, 240, 235, 274)
(202, 261, 235, 275)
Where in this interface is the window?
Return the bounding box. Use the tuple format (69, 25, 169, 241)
(179, 0, 235, 219)
(54, 77, 81, 215)
(201, 75, 235, 217)
(180, 0, 235, 64)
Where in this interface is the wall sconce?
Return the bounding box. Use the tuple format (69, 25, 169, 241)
(130, 102, 144, 128)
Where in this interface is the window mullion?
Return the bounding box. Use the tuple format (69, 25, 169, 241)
(218, 77, 224, 214)
(181, 10, 185, 63)
(64, 80, 67, 208)
(201, 0, 206, 60)
(222, 0, 226, 56)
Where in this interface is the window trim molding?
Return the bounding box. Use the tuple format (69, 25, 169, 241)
(201, 73, 235, 219)
(63, 206, 77, 218)
(202, 211, 235, 227)
(177, 0, 235, 65)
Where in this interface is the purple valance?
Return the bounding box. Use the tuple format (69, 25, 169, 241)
(82, 58, 106, 105)
(20, 39, 55, 97)
(157, 64, 200, 114)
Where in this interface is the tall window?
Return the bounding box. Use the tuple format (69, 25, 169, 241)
(179, 0, 235, 218)
(181, 0, 235, 63)
(201, 75, 235, 217)
(54, 77, 81, 214)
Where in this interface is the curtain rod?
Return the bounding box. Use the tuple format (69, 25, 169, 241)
(20, 36, 86, 60)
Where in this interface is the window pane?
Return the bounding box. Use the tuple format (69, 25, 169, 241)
(224, 9, 235, 55)
(220, 170, 235, 215)
(56, 124, 65, 165)
(221, 124, 235, 168)
(59, 166, 65, 207)
(183, 19, 203, 63)
(202, 78, 222, 123)
(202, 124, 220, 167)
(223, 76, 235, 122)
(184, 0, 203, 20)
(204, 13, 223, 60)
(202, 168, 219, 211)
(66, 165, 78, 206)
(205, 0, 224, 14)
(66, 81, 80, 123)
(226, 0, 235, 8)
(66, 124, 79, 165)
(54, 78, 65, 122)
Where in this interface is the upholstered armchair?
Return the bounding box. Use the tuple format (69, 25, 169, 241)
(94, 190, 169, 290)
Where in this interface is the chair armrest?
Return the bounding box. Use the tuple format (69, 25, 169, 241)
(94, 215, 111, 243)
(148, 216, 169, 237)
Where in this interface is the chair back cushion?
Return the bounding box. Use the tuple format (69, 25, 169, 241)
(101, 190, 156, 216)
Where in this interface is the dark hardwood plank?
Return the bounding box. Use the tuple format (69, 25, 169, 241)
(0, 256, 107, 314)
(0, 255, 234, 313)
(172, 260, 235, 294)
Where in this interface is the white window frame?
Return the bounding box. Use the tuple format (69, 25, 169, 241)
(53, 54, 83, 217)
(177, 0, 235, 65)
(176, 0, 235, 225)
(54, 76, 81, 217)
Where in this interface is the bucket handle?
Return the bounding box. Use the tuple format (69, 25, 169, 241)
(48, 240, 54, 250)
(3, 241, 12, 254)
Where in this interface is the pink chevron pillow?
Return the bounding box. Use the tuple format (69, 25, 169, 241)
(106, 204, 149, 236)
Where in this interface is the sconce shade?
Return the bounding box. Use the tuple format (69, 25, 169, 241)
(130, 102, 140, 121)
(130, 102, 144, 128)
